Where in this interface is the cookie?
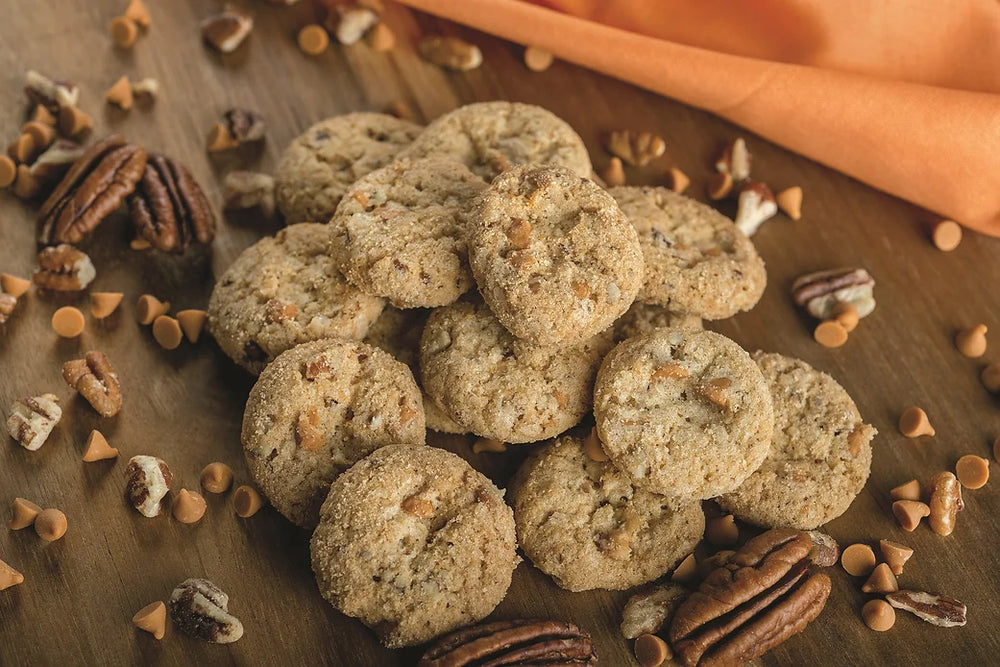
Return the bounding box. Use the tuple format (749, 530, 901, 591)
(242, 339, 425, 528)
(613, 302, 702, 343)
(275, 113, 422, 225)
(510, 435, 704, 591)
(420, 300, 613, 443)
(398, 101, 591, 182)
(329, 158, 486, 308)
(208, 223, 385, 375)
(310, 444, 517, 648)
(594, 328, 773, 499)
(469, 165, 643, 346)
(608, 186, 766, 320)
(717, 352, 876, 529)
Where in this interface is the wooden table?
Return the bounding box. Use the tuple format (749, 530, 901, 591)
(1, 1, 997, 665)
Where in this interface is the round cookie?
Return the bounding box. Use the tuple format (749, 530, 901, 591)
(329, 158, 486, 308)
(275, 113, 422, 225)
(208, 223, 385, 375)
(608, 186, 766, 320)
(421, 300, 613, 443)
(242, 339, 425, 528)
(511, 435, 704, 591)
(398, 101, 591, 182)
(469, 165, 644, 346)
(594, 328, 773, 499)
(717, 352, 876, 529)
(613, 301, 702, 343)
(310, 444, 518, 648)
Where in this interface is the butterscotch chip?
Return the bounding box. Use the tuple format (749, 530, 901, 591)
(841, 543, 876, 577)
(8, 497, 42, 530)
(8, 133, 36, 163)
(152, 315, 183, 350)
(879, 539, 913, 575)
(931, 220, 962, 251)
(1, 273, 31, 297)
(234, 485, 263, 518)
(898, 406, 934, 437)
(955, 454, 989, 489)
(176, 309, 207, 343)
(106, 75, 133, 109)
(861, 562, 899, 594)
(201, 462, 234, 493)
(52, 306, 85, 338)
(130, 237, 151, 250)
(862, 599, 895, 631)
(832, 302, 859, 332)
(955, 324, 987, 358)
(814, 320, 848, 348)
(12, 164, 40, 199)
(205, 122, 238, 152)
(705, 514, 738, 547)
(58, 105, 93, 138)
(892, 499, 930, 531)
(297, 24, 329, 56)
(22, 121, 55, 150)
(981, 363, 1000, 393)
(0, 558, 24, 590)
(82, 430, 119, 462)
(668, 167, 689, 194)
(634, 633, 671, 667)
(523, 45, 554, 72)
(671, 553, 697, 583)
(0, 155, 16, 188)
(136, 294, 169, 325)
(172, 489, 207, 524)
(367, 22, 395, 51)
(90, 292, 124, 319)
(132, 601, 166, 640)
(889, 479, 921, 501)
(776, 186, 803, 220)
(110, 16, 139, 48)
(582, 426, 608, 462)
(125, 0, 151, 28)
(600, 157, 625, 187)
(706, 171, 733, 200)
(31, 105, 57, 126)
(35, 508, 68, 542)
(471, 438, 507, 454)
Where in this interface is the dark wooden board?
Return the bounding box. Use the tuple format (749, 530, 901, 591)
(1, 1, 998, 665)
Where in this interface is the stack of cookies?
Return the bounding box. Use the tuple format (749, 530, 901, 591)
(205, 101, 876, 651)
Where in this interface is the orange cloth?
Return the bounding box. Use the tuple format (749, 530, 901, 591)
(395, 0, 1000, 236)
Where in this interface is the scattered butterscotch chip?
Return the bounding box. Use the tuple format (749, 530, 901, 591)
(136, 294, 169, 325)
(775, 186, 803, 220)
(981, 363, 1000, 393)
(879, 539, 913, 575)
(173, 489, 208, 524)
(832, 302, 859, 332)
(366, 21, 395, 51)
(955, 454, 989, 489)
(706, 171, 733, 200)
(110, 16, 139, 48)
(0, 155, 16, 188)
(582, 426, 608, 462)
(8, 134, 36, 164)
(90, 292, 124, 319)
(523, 45, 554, 72)
(471, 438, 506, 454)
(705, 514, 739, 547)
(383, 99, 415, 121)
(200, 462, 234, 493)
(931, 219, 962, 252)
(234, 485, 263, 518)
(52, 306, 86, 338)
(8, 497, 42, 530)
(600, 157, 625, 187)
(892, 499, 930, 531)
(22, 121, 55, 151)
(813, 320, 848, 348)
(889, 479, 921, 502)
(861, 563, 899, 594)
(12, 164, 41, 199)
(206, 123, 239, 152)
(634, 633, 670, 667)
(82, 429, 119, 462)
(176, 309, 208, 343)
(668, 167, 690, 194)
(954, 324, 987, 358)
(1, 273, 31, 298)
(898, 406, 934, 438)
(862, 599, 895, 632)
(132, 600, 166, 640)
(31, 105, 57, 127)
(670, 552, 697, 583)
(58, 105, 93, 139)
(297, 24, 329, 56)
(841, 543, 876, 577)
(152, 315, 183, 350)
(34, 508, 68, 542)
(0, 559, 24, 591)
(125, 0, 151, 27)
(106, 75, 133, 110)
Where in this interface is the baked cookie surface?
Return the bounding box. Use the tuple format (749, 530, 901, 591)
(420, 300, 613, 443)
(613, 301, 703, 343)
(469, 165, 643, 346)
(511, 435, 704, 591)
(242, 339, 425, 528)
(310, 444, 517, 648)
(208, 223, 385, 375)
(594, 328, 773, 499)
(609, 186, 766, 320)
(275, 113, 422, 225)
(717, 352, 876, 529)
(398, 101, 591, 182)
(329, 158, 486, 308)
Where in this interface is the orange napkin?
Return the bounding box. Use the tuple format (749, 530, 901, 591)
(394, 0, 1000, 236)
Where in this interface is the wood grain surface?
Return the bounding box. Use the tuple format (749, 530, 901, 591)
(1, 2, 998, 665)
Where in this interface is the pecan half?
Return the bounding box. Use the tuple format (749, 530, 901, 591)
(38, 134, 147, 245)
(792, 268, 876, 321)
(885, 590, 967, 627)
(418, 618, 597, 666)
(33, 244, 96, 291)
(169, 578, 244, 643)
(669, 528, 831, 667)
(62, 351, 122, 417)
(127, 154, 216, 253)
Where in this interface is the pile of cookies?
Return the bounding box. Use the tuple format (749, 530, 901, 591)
(205, 101, 877, 659)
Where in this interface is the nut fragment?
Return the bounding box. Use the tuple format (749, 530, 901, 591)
(222, 171, 275, 217)
(889, 479, 921, 501)
(152, 315, 183, 350)
(621, 583, 688, 639)
(705, 514, 738, 546)
(862, 599, 895, 631)
(33, 244, 96, 291)
(955, 454, 989, 489)
(91, 292, 124, 319)
(697, 378, 732, 408)
(136, 294, 170, 325)
(715, 137, 751, 182)
(861, 563, 899, 594)
(776, 186, 803, 220)
(125, 455, 173, 517)
(127, 153, 217, 253)
(926, 471, 962, 536)
(208, 108, 266, 153)
(805, 530, 839, 567)
(0, 293, 17, 324)
(668, 167, 690, 194)
(6, 394, 61, 451)
(30, 140, 85, 184)
(132, 601, 166, 640)
(177, 309, 208, 343)
(334, 5, 379, 45)
(600, 157, 625, 187)
(840, 543, 876, 577)
(8, 497, 42, 530)
(106, 75, 133, 110)
(169, 578, 245, 643)
(200, 462, 234, 493)
(234, 485, 263, 517)
(131, 78, 159, 103)
(506, 218, 532, 249)
(52, 306, 86, 338)
(418, 35, 483, 71)
(892, 499, 930, 531)
(651, 364, 690, 380)
(201, 4, 253, 53)
(879, 540, 913, 575)
(886, 590, 966, 627)
(297, 24, 329, 56)
(173, 489, 208, 524)
(606, 130, 666, 167)
(418, 618, 597, 666)
(792, 268, 876, 321)
(34, 508, 68, 541)
(523, 45, 554, 71)
(733, 181, 777, 237)
(401, 494, 434, 518)
(24, 70, 79, 113)
(62, 351, 123, 417)
(706, 172, 733, 200)
(295, 407, 323, 452)
(954, 324, 987, 358)
(634, 634, 671, 667)
(0, 559, 24, 591)
(931, 220, 962, 252)
(82, 429, 119, 462)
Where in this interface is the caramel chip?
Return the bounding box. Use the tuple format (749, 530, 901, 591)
(8, 497, 42, 530)
(90, 292, 124, 319)
(130, 237, 152, 250)
(879, 539, 913, 576)
(634, 633, 671, 667)
(699, 378, 732, 408)
(132, 600, 166, 640)
(110, 16, 139, 49)
(776, 186, 803, 220)
(0, 559, 24, 591)
(955, 454, 989, 489)
(582, 426, 608, 462)
(841, 543, 876, 577)
(22, 121, 55, 151)
(705, 514, 739, 547)
(206, 122, 239, 152)
(931, 220, 962, 252)
(832, 302, 859, 332)
(31, 105, 57, 127)
(106, 75, 134, 110)
(125, 0, 151, 28)
(8, 133, 36, 163)
(670, 552, 697, 583)
(889, 479, 921, 502)
(861, 563, 899, 594)
(176, 309, 208, 343)
(668, 167, 690, 194)
(82, 429, 119, 462)
(200, 462, 234, 494)
(367, 22, 395, 51)
(35, 508, 68, 542)
(706, 171, 733, 200)
(471, 438, 506, 454)
(954, 324, 987, 358)
(1, 273, 31, 298)
(814, 320, 848, 348)
(52, 306, 85, 338)
(152, 315, 183, 350)
(136, 294, 169, 325)
(898, 406, 934, 438)
(981, 363, 1000, 393)
(600, 157, 625, 187)
(234, 485, 263, 518)
(12, 164, 41, 199)
(862, 599, 895, 632)
(892, 499, 930, 532)
(58, 105, 94, 138)
(523, 45, 554, 72)
(172, 489, 207, 524)
(297, 24, 330, 56)
(0, 155, 16, 188)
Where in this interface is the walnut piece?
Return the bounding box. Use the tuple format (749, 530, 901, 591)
(6, 394, 61, 451)
(62, 350, 122, 417)
(223, 171, 275, 217)
(792, 267, 876, 321)
(169, 578, 245, 643)
(418, 618, 596, 666)
(125, 455, 173, 517)
(606, 130, 666, 167)
(621, 583, 688, 639)
(886, 590, 967, 627)
(201, 4, 253, 53)
(33, 244, 96, 291)
(418, 35, 483, 71)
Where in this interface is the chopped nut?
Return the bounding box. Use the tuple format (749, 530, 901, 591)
(705, 514, 738, 546)
(606, 130, 666, 167)
(898, 406, 934, 438)
(734, 181, 777, 237)
(62, 351, 123, 417)
(926, 471, 962, 536)
(201, 462, 234, 493)
(264, 299, 297, 323)
(152, 315, 183, 350)
(892, 499, 930, 531)
(505, 218, 532, 249)
(886, 590, 966, 627)
(0, 155, 15, 188)
(51, 306, 86, 338)
(24, 70, 79, 113)
(861, 563, 899, 594)
(634, 633, 671, 667)
(582, 426, 608, 462)
(125, 0, 152, 28)
(131, 78, 159, 103)
(0, 559, 24, 591)
(981, 363, 1000, 393)
(651, 364, 689, 380)
(6, 394, 61, 451)
(706, 171, 733, 200)
(125, 455, 173, 517)
(334, 5, 379, 45)
(106, 75, 133, 110)
(177, 309, 208, 343)
(8, 497, 42, 530)
(30, 140, 85, 184)
(208, 108, 266, 152)
(136, 294, 170, 325)
(523, 45, 554, 72)
(173, 489, 208, 524)
(698, 377, 732, 408)
(715, 137, 751, 182)
(879, 539, 913, 575)
(776, 186, 803, 220)
(57, 105, 93, 138)
(82, 429, 119, 462)
(1, 273, 31, 298)
(955, 324, 987, 358)
(600, 157, 625, 187)
(418, 35, 482, 71)
(931, 220, 962, 252)
(110, 16, 139, 48)
(792, 267, 876, 321)
(234, 485, 263, 517)
(33, 244, 96, 291)
(806, 530, 839, 567)
(890, 479, 921, 501)
(621, 583, 688, 639)
(132, 601, 166, 640)
(295, 407, 323, 452)
(34, 508, 68, 542)
(840, 543, 876, 577)
(169, 578, 244, 643)
(367, 22, 395, 51)
(401, 494, 434, 518)
(668, 167, 690, 194)
(862, 599, 895, 631)
(955, 454, 989, 489)
(90, 292, 124, 319)
(813, 320, 848, 348)
(222, 171, 275, 217)
(670, 552, 697, 584)
(0, 293, 17, 324)
(298, 24, 329, 56)
(201, 5, 253, 53)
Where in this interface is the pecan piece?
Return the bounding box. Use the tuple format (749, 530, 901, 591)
(418, 618, 597, 666)
(169, 578, 244, 643)
(418, 35, 483, 71)
(33, 244, 96, 291)
(669, 528, 831, 667)
(621, 583, 689, 639)
(125, 455, 173, 517)
(62, 350, 122, 417)
(885, 590, 967, 627)
(222, 170, 275, 217)
(6, 394, 62, 451)
(38, 134, 148, 245)
(201, 5, 253, 54)
(926, 471, 963, 536)
(127, 154, 216, 253)
(792, 268, 876, 321)
(25, 70, 79, 113)
(30, 139, 85, 184)
(806, 530, 840, 567)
